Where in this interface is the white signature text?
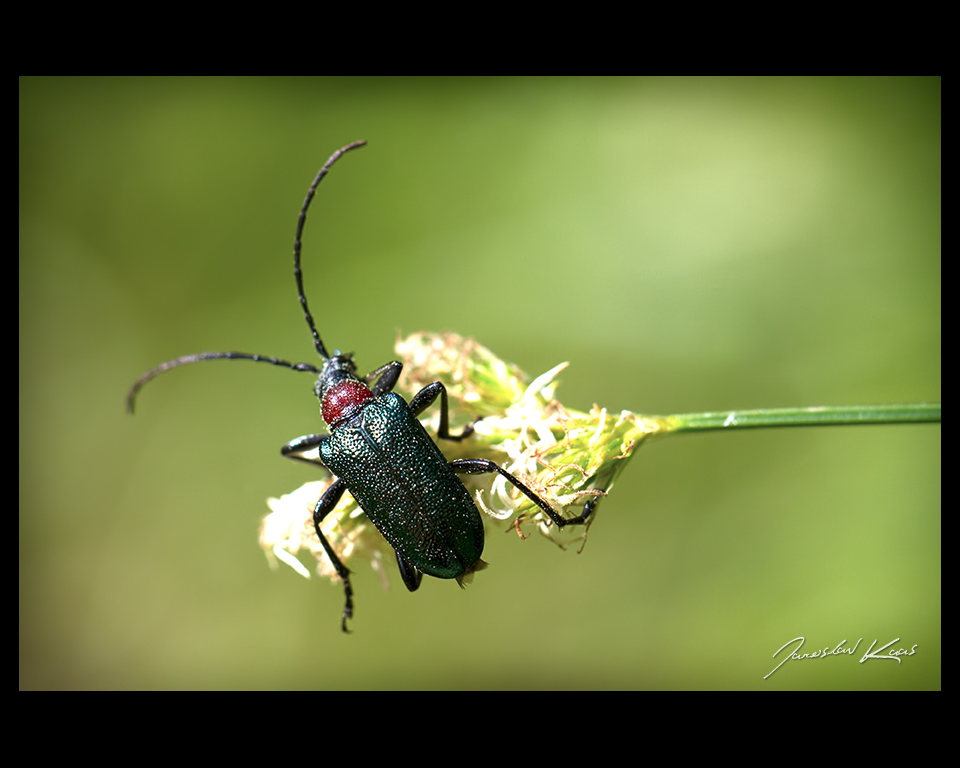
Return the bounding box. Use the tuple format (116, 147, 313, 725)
(764, 636, 917, 679)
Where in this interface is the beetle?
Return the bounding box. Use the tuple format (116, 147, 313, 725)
(127, 141, 595, 631)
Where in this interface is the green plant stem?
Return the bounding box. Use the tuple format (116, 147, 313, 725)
(658, 403, 941, 435)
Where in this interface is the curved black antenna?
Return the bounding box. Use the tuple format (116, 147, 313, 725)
(295, 140, 367, 361)
(127, 141, 367, 414)
(126, 352, 320, 414)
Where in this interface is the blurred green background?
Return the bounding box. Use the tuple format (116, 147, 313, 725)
(19, 77, 940, 689)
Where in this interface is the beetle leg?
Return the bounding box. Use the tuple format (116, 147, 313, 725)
(312, 478, 355, 633)
(284, 435, 355, 630)
(409, 381, 475, 442)
(450, 458, 596, 528)
(581, 495, 601, 519)
(281, 433, 329, 468)
(395, 551, 424, 592)
(364, 360, 404, 396)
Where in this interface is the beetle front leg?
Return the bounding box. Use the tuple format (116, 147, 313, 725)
(281, 433, 328, 469)
(364, 360, 403, 396)
(450, 458, 596, 528)
(409, 381, 475, 442)
(312, 478, 355, 633)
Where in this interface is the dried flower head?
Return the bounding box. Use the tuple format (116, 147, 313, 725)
(260, 332, 661, 586)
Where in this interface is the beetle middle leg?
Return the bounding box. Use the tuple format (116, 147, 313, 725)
(450, 458, 597, 528)
(282, 434, 355, 631)
(312, 478, 355, 633)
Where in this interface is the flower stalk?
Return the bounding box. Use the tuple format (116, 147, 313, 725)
(659, 403, 940, 433)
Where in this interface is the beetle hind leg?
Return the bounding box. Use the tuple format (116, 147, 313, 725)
(395, 551, 423, 592)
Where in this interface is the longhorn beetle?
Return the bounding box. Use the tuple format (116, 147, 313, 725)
(127, 141, 596, 632)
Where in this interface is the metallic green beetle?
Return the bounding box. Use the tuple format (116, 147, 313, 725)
(128, 142, 595, 632)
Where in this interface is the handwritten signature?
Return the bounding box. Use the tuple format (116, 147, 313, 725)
(764, 636, 918, 679)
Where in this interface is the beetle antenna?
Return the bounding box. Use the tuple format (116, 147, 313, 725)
(126, 352, 320, 414)
(294, 140, 367, 361)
